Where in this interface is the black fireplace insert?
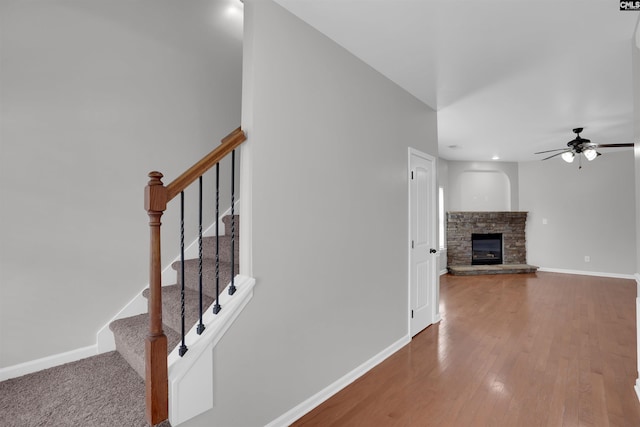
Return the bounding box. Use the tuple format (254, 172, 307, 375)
(471, 233, 503, 265)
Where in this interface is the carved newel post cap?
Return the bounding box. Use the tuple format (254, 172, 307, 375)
(145, 172, 167, 212)
(147, 171, 164, 186)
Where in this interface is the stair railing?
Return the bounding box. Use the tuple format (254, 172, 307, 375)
(144, 127, 246, 425)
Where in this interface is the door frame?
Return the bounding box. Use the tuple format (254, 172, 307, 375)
(407, 147, 440, 337)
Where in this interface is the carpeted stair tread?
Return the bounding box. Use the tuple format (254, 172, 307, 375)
(201, 235, 239, 263)
(172, 258, 238, 298)
(109, 313, 180, 379)
(222, 215, 239, 237)
(142, 285, 215, 334)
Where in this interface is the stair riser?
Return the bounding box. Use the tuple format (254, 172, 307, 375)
(201, 235, 239, 264)
(222, 215, 240, 238)
(113, 335, 145, 379)
(163, 299, 213, 336)
(173, 260, 239, 299)
(143, 286, 215, 335)
(109, 313, 180, 380)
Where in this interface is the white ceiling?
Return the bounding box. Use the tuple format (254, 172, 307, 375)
(274, 0, 639, 162)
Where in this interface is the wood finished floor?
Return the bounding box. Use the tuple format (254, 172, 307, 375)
(292, 272, 640, 427)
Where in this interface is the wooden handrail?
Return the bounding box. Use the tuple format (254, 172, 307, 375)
(166, 127, 246, 201)
(144, 126, 246, 426)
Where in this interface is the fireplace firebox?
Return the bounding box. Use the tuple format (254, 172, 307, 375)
(472, 233, 503, 265)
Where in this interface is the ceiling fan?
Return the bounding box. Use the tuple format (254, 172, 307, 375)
(535, 128, 634, 168)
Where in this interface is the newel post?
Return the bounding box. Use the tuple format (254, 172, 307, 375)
(144, 171, 169, 425)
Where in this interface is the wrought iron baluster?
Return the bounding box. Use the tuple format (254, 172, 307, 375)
(196, 177, 205, 335)
(229, 150, 236, 295)
(212, 163, 222, 314)
(178, 192, 188, 356)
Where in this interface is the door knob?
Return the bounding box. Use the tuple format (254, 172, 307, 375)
(429, 248, 437, 254)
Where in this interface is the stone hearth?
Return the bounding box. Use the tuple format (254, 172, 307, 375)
(446, 211, 537, 275)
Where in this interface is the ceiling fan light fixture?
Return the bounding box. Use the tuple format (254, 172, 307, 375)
(583, 148, 597, 161)
(535, 128, 633, 167)
(561, 151, 575, 163)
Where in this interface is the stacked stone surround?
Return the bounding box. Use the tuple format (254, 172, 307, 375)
(447, 211, 528, 266)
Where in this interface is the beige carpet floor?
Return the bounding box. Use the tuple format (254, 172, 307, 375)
(0, 351, 170, 427)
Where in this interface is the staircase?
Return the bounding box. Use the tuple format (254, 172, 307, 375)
(109, 215, 240, 380)
(1, 128, 250, 426)
(113, 127, 250, 426)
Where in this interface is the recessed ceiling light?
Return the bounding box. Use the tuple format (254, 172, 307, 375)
(492, 155, 500, 160)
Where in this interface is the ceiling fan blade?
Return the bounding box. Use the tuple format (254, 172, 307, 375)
(534, 148, 568, 154)
(542, 151, 570, 161)
(593, 143, 634, 148)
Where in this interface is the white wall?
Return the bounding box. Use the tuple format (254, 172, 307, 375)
(633, 16, 640, 397)
(438, 158, 450, 272)
(635, 19, 640, 276)
(447, 161, 519, 211)
(180, 1, 438, 425)
(0, 0, 243, 367)
(519, 151, 636, 276)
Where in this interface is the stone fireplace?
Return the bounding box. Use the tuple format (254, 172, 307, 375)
(446, 211, 537, 275)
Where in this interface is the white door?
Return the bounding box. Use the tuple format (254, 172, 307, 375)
(409, 149, 437, 337)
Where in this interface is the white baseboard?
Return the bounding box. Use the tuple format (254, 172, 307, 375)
(537, 267, 635, 280)
(0, 345, 97, 381)
(265, 334, 411, 427)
